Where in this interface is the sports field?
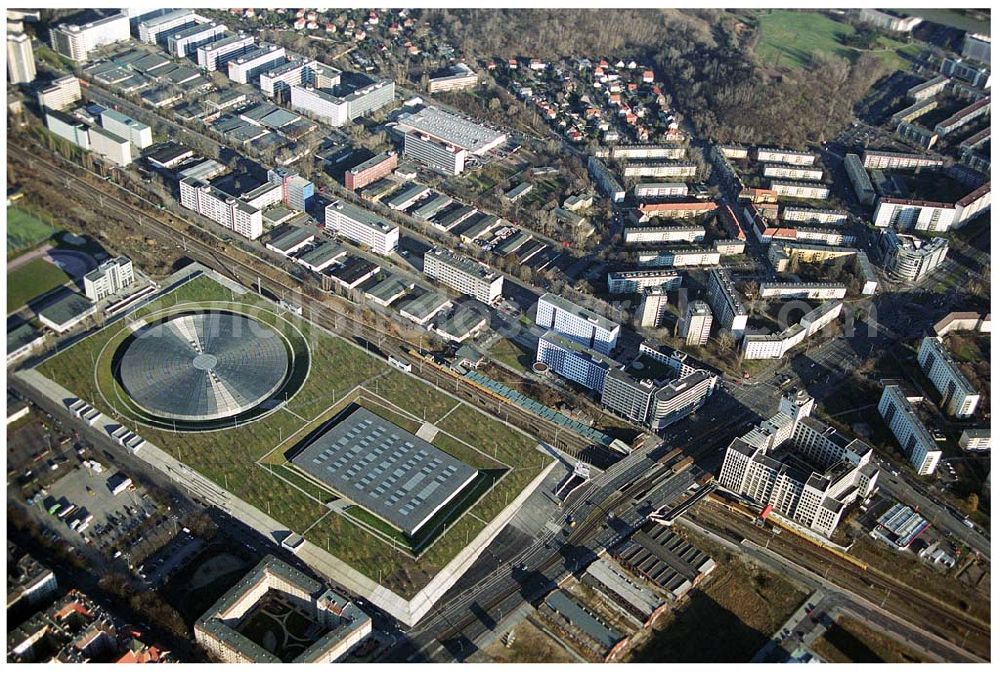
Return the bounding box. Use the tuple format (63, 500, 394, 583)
(754, 10, 920, 71)
(7, 257, 73, 311)
(7, 206, 56, 259)
(36, 271, 549, 598)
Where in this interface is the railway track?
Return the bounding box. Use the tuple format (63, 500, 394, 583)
(13, 144, 598, 459)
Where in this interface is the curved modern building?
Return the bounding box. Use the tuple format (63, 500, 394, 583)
(118, 311, 289, 421)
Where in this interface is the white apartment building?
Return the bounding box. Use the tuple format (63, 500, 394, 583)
(637, 287, 671, 328)
(718, 391, 879, 538)
(537, 331, 617, 392)
(763, 164, 824, 181)
(167, 21, 226, 58)
(770, 181, 830, 200)
(959, 429, 990, 452)
(650, 370, 718, 430)
(402, 132, 466, 175)
(858, 9, 922, 32)
(89, 126, 132, 166)
(323, 200, 399, 256)
(535, 293, 621, 355)
(780, 207, 848, 226)
(636, 248, 721, 268)
(758, 283, 847, 300)
(83, 256, 134, 301)
(260, 59, 319, 98)
(197, 34, 255, 71)
(679, 300, 712, 346)
(634, 183, 688, 199)
(587, 156, 626, 203)
(862, 151, 944, 170)
(878, 383, 942, 475)
(51, 12, 129, 63)
(180, 177, 263, 240)
(138, 9, 202, 44)
(918, 337, 980, 418)
(705, 268, 749, 336)
(228, 45, 286, 85)
(741, 301, 842, 360)
(7, 32, 35, 84)
(881, 230, 948, 282)
(37, 75, 80, 111)
(607, 270, 682, 295)
(755, 148, 816, 166)
(100, 109, 152, 149)
(423, 248, 504, 304)
(622, 162, 698, 178)
(624, 225, 705, 244)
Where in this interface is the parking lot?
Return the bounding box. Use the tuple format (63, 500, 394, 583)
(39, 464, 180, 567)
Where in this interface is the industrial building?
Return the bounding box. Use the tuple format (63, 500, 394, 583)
(878, 382, 942, 475)
(196, 34, 255, 70)
(195, 556, 371, 663)
(718, 390, 879, 537)
(395, 105, 507, 157)
(100, 109, 153, 149)
(37, 292, 97, 333)
(83, 256, 134, 302)
(918, 336, 980, 418)
(290, 408, 478, 535)
(291, 77, 395, 127)
(138, 9, 204, 45)
(535, 293, 620, 356)
(228, 44, 287, 85)
(167, 21, 226, 58)
(423, 248, 503, 304)
(324, 200, 399, 256)
(401, 132, 467, 175)
(345, 151, 398, 190)
(259, 58, 320, 99)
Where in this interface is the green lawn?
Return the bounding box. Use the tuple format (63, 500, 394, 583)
(7, 257, 73, 310)
(490, 337, 535, 372)
(755, 9, 919, 71)
(7, 206, 56, 259)
(36, 271, 549, 598)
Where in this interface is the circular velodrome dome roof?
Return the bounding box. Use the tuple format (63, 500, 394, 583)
(118, 312, 290, 422)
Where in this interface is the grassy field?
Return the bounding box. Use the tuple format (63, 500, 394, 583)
(812, 615, 930, 663)
(7, 257, 73, 311)
(7, 206, 56, 259)
(629, 527, 808, 662)
(36, 272, 548, 598)
(754, 9, 918, 71)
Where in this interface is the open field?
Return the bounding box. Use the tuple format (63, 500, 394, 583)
(7, 257, 73, 311)
(36, 272, 547, 598)
(477, 617, 579, 663)
(812, 614, 930, 663)
(754, 9, 919, 71)
(7, 206, 56, 259)
(629, 527, 808, 662)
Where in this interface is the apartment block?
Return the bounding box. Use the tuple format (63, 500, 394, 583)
(705, 268, 749, 336)
(770, 181, 829, 200)
(588, 156, 625, 203)
(100, 109, 152, 149)
(624, 225, 705, 244)
(878, 382, 942, 475)
(940, 57, 991, 88)
(754, 148, 816, 166)
(179, 176, 263, 240)
(918, 336, 980, 418)
(37, 75, 81, 111)
(267, 167, 314, 211)
(858, 9, 922, 32)
(167, 21, 226, 58)
(607, 270, 682, 295)
(51, 12, 129, 63)
(535, 293, 620, 355)
(741, 301, 842, 361)
(537, 330, 618, 392)
(423, 248, 504, 304)
(762, 164, 824, 181)
(621, 161, 697, 179)
(861, 150, 944, 170)
(637, 287, 671, 327)
(636, 247, 721, 268)
(758, 283, 847, 300)
(7, 32, 35, 84)
(959, 429, 990, 452)
(679, 300, 712, 346)
(83, 256, 134, 301)
(634, 183, 688, 199)
(635, 201, 716, 222)
(323, 200, 398, 256)
(962, 33, 991, 65)
(780, 207, 848, 226)
(228, 45, 286, 85)
(907, 75, 949, 101)
(844, 153, 876, 207)
(196, 34, 255, 71)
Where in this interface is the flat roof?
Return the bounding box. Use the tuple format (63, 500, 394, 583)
(296, 240, 345, 267)
(348, 151, 396, 175)
(426, 248, 500, 282)
(365, 275, 411, 302)
(7, 322, 44, 352)
(290, 407, 478, 535)
(326, 200, 397, 233)
(398, 291, 449, 320)
(396, 106, 505, 154)
(545, 590, 622, 651)
(38, 292, 94, 326)
(267, 226, 314, 252)
(539, 330, 620, 369)
(539, 293, 619, 333)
